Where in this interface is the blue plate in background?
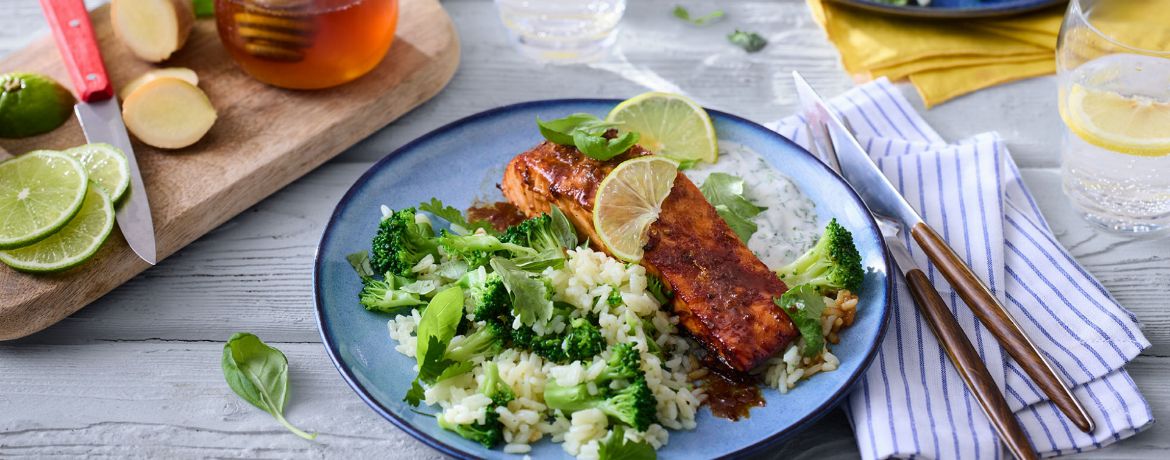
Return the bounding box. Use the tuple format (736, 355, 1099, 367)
(314, 100, 892, 459)
(827, 0, 1066, 18)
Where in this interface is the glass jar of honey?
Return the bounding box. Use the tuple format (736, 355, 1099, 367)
(215, 0, 399, 90)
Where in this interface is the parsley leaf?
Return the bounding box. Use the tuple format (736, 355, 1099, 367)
(672, 5, 724, 26)
(490, 257, 554, 326)
(699, 173, 766, 242)
(775, 284, 827, 357)
(728, 30, 767, 52)
(537, 113, 640, 161)
(418, 198, 495, 235)
(598, 425, 657, 460)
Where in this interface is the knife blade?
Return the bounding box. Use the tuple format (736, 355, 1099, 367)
(792, 72, 1094, 437)
(41, 0, 157, 265)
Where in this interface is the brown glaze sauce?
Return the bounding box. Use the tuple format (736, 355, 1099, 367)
(467, 201, 528, 231)
(697, 361, 765, 421)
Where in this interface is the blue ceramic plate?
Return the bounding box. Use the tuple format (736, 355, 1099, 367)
(314, 100, 892, 459)
(827, 0, 1066, 18)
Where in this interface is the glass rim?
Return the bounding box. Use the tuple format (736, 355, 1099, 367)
(216, 0, 376, 14)
(1069, 0, 1170, 57)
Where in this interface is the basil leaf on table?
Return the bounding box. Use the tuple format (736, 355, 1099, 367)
(699, 173, 767, 242)
(672, 5, 724, 26)
(222, 333, 317, 440)
(728, 30, 767, 52)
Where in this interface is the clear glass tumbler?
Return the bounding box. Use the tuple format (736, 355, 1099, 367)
(494, 0, 626, 64)
(1057, 0, 1170, 234)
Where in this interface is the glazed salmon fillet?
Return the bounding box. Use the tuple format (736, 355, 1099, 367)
(501, 141, 797, 372)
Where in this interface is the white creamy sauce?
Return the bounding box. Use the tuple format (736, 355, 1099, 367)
(683, 141, 821, 269)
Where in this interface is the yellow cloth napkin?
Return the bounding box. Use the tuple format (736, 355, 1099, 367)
(808, 0, 1065, 107)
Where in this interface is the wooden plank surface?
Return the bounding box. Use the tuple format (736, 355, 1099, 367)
(2, 0, 1167, 459)
(0, 0, 459, 340)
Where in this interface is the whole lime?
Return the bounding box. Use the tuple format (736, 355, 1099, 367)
(0, 72, 74, 138)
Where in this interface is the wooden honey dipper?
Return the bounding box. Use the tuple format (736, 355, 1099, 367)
(234, 0, 317, 62)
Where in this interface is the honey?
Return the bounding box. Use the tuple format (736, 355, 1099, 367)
(215, 0, 399, 89)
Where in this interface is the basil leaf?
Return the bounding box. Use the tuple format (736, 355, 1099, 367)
(549, 205, 579, 249)
(222, 333, 316, 440)
(672, 5, 724, 26)
(537, 113, 600, 146)
(414, 285, 465, 373)
(728, 30, 767, 52)
(606, 131, 640, 159)
(346, 250, 375, 279)
(700, 173, 766, 242)
(490, 257, 553, 326)
(776, 285, 827, 357)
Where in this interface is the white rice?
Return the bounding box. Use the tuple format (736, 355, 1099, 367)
(387, 245, 859, 457)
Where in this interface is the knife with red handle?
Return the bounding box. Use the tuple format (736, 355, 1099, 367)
(40, 0, 157, 266)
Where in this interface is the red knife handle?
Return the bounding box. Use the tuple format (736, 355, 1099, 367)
(40, 0, 112, 102)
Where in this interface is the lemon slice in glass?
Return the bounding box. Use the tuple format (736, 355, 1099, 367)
(0, 186, 115, 273)
(0, 150, 88, 249)
(592, 156, 679, 262)
(606, 92, 719, 164)
(64, 143, 131, 204)
(1062, 83, 1170, 157)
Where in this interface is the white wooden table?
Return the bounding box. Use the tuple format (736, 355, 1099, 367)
(1, 1, 1166, 458)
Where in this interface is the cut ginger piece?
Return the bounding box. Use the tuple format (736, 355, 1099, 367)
(110, 0, 194, 62)
(120, 67, 198, 100)
(122, 77, 217, 149)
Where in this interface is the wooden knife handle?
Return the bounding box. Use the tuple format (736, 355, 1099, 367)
(39, 0, 113, 102)
(905, 268, 1038, 460)
(911, 223, 1095, 434)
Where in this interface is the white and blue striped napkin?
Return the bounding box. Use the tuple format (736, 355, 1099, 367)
(773, 78, 1154, 459)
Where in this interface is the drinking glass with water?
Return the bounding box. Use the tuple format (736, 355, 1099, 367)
(494, 0, 626, 63)
(1057, 0, 1170, 234)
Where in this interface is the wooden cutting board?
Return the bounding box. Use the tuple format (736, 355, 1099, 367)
(0, 0, 459, 340)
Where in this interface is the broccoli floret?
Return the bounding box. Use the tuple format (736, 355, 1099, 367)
(775, 218, 864, 294)
(358, 275, 425, 313)
(560, 318, 606, 362)
(597, 343, 642, 382)
(444, 320, 509, 364)
(607, 288, 623, 307)
(544, 377, 658, 431)
(464, 267, 511, 322)
(500, 214, 561, 251)
(438, 231, 537, 269)
(646, 275, 672, 305)
(437, 362, 513, 448)
(371, 208, 440, 278)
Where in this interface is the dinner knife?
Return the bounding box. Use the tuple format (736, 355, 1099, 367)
(41, 0, 157, 265)
(793, 72, 1039, 460)
(793, 72, 1095, 434)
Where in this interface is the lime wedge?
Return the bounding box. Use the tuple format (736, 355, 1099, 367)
(592, 156, 679, 262)
(606, 92, 719, 164)
(0, 150, 89, 249)
(63, 143, 131, 203)
(0, 72, 74, 138)
(0, 186, 115, 272)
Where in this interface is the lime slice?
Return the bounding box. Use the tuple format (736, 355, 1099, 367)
(592, 156, 679, 262)
(0, 186, 115, 273)
(0, 73, 74, 138)
(606, 92, 719, 164)
(0, 150, 89, 249)
(1061, 83, 1170, 157)
(63, 143, 131, 203)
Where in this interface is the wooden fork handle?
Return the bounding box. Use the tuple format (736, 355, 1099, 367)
(911, 223, 1095, 434)
(904, 268, 1038, 460)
